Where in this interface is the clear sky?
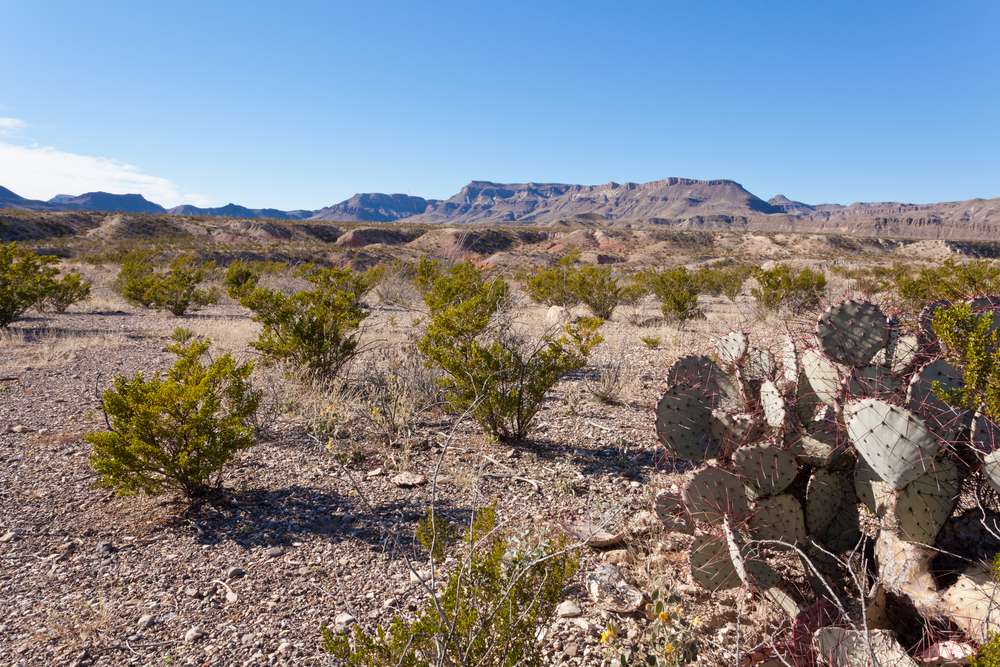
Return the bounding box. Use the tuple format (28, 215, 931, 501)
(1, 1, 997, 209)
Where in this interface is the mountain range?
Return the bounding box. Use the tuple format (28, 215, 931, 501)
(3, 178, 1000, 239)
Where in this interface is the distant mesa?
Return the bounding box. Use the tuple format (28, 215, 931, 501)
(1, 178, 999, 240)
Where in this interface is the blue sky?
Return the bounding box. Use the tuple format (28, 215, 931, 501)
(1, 1, 997, 209)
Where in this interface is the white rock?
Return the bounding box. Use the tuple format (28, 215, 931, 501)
(392, 472, 427, 488)
(137, 614, 154, 630)
(556, 600, 582, 618)
(184, 626, 204, 643)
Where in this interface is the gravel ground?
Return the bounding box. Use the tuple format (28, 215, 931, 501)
(0, 286, 797, 666)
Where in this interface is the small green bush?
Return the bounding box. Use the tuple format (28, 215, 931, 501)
(639, 335, 661, 350)
(415, 507, 458, 563)
(323, 505, 578, 666)
(418, 262, 602, 443)
(40, 272, 92, 313)
(524, 250, 582, 309)
(932, 302, 1000, 420)
(569, 265, 629, 320)
(640, 267, 704, 326)
(222, 260, 260, 300)
(750, 264, 826, 314)
(895, 259, 1000, 313)
(0, 242, 57, 327)
(85, 332, 261, 497)
(241, 266, 373, 379)
(114, 251, 218, 315)
(694, 262, 752, 301)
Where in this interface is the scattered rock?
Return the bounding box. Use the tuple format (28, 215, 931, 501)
(227, 567, 246, 580)
(333, 612, 356, 633)
(564, 642, 579, 658)
(183, 585, 201, 598)
(563, 520, 625, 548)
(184, 626, 204, 643)
(392, 472, 427, 488)
(556, 600, 582, 618)
(603, 549, 631, 565)
(266, 546, 285, 558)
(137, 614, 154, 630)
(586, 564, 644, 614)
(11, 424, 31, 433)
(366, 468, 384, 478)
(0, 530, 16, 543)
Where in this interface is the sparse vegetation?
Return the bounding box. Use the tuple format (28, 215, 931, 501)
(323, 505, 578, 666)
(0, 242, 91, 326)
(932, 301, 1000, 419)
(114, 251, 218, 315)
(639, 335, 661, 349)
(640, 267, 704, 326)
(418, 261, 602, 442)
(750, 263, 826, 313)
(239, 265, 375, 380)
(524, 250, 582, 309)
(85, 330, 260, 498)
(895, 259, 1000, 312)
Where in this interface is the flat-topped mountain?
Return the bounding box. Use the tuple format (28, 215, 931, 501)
(2, 179, 1000, 240)
(310, 193, 433, 222)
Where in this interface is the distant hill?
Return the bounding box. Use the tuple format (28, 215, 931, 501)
(310, 193, 432, 222)
(168, 203, 311, 220)
(2, 179, 1000, 240)
(47, 191, 165, 214)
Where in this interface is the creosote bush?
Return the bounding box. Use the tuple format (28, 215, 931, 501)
(239, 265, 375, 380)
(0, 242, 91, 326)
(750, 264, 826, 314)
(418, 261, 602, 443)
(324, 505, 578, 666)
(932, 302, 1000, 419)
(895, 259, 1000, 313)
(639, 267, 704, 326)
(524, 250, 582, 309)
(85, 329, 261, 498)
(525, 252, 643, 320)
(693, 262, 753, 301)
(114, 251, 218, 315)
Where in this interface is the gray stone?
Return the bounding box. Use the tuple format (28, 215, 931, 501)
(265, 546, 285, 558)
(556, 600, 582, 618)
(184, 626, 204, 643)
(137, 614, 154, 630)
(227, 567, 246, 580)
(392, 472, 427, 488)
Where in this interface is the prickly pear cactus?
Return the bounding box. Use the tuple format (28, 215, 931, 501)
(845, 398, 939, 489)
(651, 294, 1000, 663)
(816, 300, 890, 367)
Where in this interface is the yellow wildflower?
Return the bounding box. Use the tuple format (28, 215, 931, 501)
(690, 615, 702, 628)
(658, 610, 670, 623)
(600, 625, 617, 644)
(663, 643, 675, 656)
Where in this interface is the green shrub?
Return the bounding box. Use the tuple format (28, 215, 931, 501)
(750, 264, 826, 314)
(323, 505, 578, 666)
(418, 262, 602, 443)
(895, 259, 1000, 313)
(569, 265, 629, 320)
(639, 335, 661, 350)
(524, 251, 582, 309)
(694, 263, 752, 301)
(412, 256, 444, 295)
(0, 242, 58, 327)
(613, 581, 699, 667)
(640, 267, 704, 326)
(222, 260, 260, 300)
(40, 272, 92, 313)
(415, 507, 458, 563)
(241, 266, 373, 379)
(85, 332, 260, 497)
(932, 302, 1000, 419)
(114, 251, 218, 315)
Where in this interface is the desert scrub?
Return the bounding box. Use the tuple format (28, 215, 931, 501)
(639, 335, 662, 349)
(932, 302, 1000, 419)
(239, 265, 375, 380)
(569, 264, 638, 320)
(222, 259, 260, 299)
(39, 272, 92, 313)
(415, 507, 458, 563)
(323, 505, 578, 666)
(114, 251, 218, 315)
(750, 264, 827, 314)
(85, 330, 261, 497)
(895, 259, 1000, 313)
(418, 261, 602, 443)
(693, 261, 753, 301)
(0, 242, 91, 326)
(524, 250, 582, 309)
(639, 267, 704, 326)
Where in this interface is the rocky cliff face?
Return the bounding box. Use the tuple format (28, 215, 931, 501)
(310, 193, 432, 222)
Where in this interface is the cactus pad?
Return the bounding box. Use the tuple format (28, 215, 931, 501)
(682, 467, 750, 523)
(748, 494, 806, 543)
(854, 457, 893, 516)
(984, 449, 1000, 495)
(732, 444, 798, 497)
(666, 354, 742, 411)
(806, 468, 861, 551)
(971, 411, 1000, 454)
(816, 300, 889, 367)
(896, 457, 958, 544)
(813, 628, 917, 667)
(792, 434, 836, 467)
(655, 385, 720, 462)
(760, 379, 786, 429)
(710, 409, 764, 449)
(907, 359, 968, 440)
(800, 349, 842, 406)
(918, 299, 951, 346)
(715, 331, 747, 368)
(689, 532, 740, 590)
(743, 347, 777, 383)
(872, 333, 918, 374)
(845, 398, 940, 489)
(653, 489, 693, 534)
(781, 336, 798, 386)
(844, 365, 902, 399)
